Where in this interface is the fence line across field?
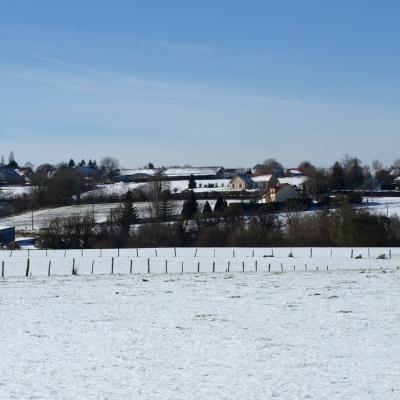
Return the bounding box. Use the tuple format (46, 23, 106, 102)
(0, 255, 399, 278)
(0, 247, 397, 260)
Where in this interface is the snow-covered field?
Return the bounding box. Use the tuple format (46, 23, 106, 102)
(1, 247, 399, 277)
(82, 179, 232, 199)
(1, 268, 400, 399)
(0, 185, 32, 199)
(0, 200, 225, 232)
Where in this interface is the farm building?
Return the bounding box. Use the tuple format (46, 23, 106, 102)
(0, 168, 25, 185)
(0, 226, 16, 245)
(229, 174, 256, 190)
(118, 169, 161, 182)
(251, 174, 279, 191)
(261, 184, 301, 203)
(161, 167, 225, 181)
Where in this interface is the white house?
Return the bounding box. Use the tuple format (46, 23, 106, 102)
(261, 184, 301, 203)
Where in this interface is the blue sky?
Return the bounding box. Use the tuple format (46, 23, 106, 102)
(1, 1, 399, 168)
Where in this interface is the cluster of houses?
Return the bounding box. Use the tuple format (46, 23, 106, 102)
(117, 165, 308, 204)
(229, 169, 307, 203)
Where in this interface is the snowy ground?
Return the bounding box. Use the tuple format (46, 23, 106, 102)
(0, 200, 225, 232)
(0, 269, 400, 399)
(1, 247, 399, 277)
(82, 179, 232, 199)
(0, 185, 32, 199)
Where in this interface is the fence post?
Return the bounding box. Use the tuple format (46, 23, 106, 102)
(272, 249, 274, 257)
(389, 249, 392, 259)
(1, 260, 4, 278)
(351, 249, 354, 258)
(155, 248, 157, 257)
(111, 257, 114, 274)
(194, 249, 198, 257)
(233, 249, 235, 258)
(181, 261, 184, 274)
(268, 263, 271, 272)
(165, 259, 168, 274)
(330, 249, 332, 258)
(293, 265, 295, 271)
(10, 250, 12, 257)
(255, 260, 258, 272)
(81, 248, 83, 257)
(118, 248, 120, 257)
(228, 261, 230, 272)
(64, 249, 66, 257)
(252, 249, 255, 257)
(174, 248, 177, 257)
(242, 261, 245, 272)
(130, 259, 132, 274)
(48, 260, 51, 276)
(92, 260, 95, 275)
(310, 248, 312, 258)
(326, 265, 329, 271)
(136, 248, 138, 257)
(148, 258, 150, 273)
(213, 261, 215, 273)
(26, 258, 30, 277)
(197, 261, 200, 273)
(280, 262, 283, 272)
(213, 248, 215, 257)
(72, 258, 76, 275)
(305, 264, 307, 271)
(368, 248, 370, 258)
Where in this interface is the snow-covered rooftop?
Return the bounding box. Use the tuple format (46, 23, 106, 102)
(278, 176, 307, 187)
(251, 174, 274, 183)
(162, 167, 222, 177)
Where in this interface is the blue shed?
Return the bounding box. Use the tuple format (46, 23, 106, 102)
(0, 226, 16, 245)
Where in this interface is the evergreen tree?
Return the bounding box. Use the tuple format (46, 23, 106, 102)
(330, 161, 345, 190)
(7, 151, 18, 168)
(119, 191, 138, 232)
(68, 159, 76, 169)
(158, 196, 172, 221)
(214, 195, 227, 213)
(349, 158, 364, 189)
(202, 200, 212, 215)
(188, 174, 196, 189)
(79, 159, 86, 167)
(181, 190, 198, 219)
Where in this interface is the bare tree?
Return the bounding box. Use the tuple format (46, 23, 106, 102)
(100, 156, 120, 182)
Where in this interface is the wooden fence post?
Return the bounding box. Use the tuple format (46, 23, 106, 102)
(233, 249, 235, 258)
(48, 260, 51, 276)
(118, 248, 120, 257)
(252, 249, 255, 257)
(255, 260, 258, 272)
(64, 249, 66, 257)
(92, 260, 95, 275)
(213, 248, 215, 257)
(213, 261, 215, 273)
(305, 264, 307, 271)
(111, 257, 114, 274)
(310, 248, 312, 258)
(272, 249, 274, 257)
(197, 261, 200, 273)
(165, 259, 168, 274)
(147, 258, 150, 273)
(181, 261, 184, 274)
(72, 258, 76, 275)
(130, 259, 132, 274)
(1, 260, 4, 278)
(174, 248, 177, 257)
(389, 249, 392, 259)
(26, 258, 30, 277)
(81, 248, 83, 257)
(351, 249, 354, 258)
(368, 248, 370, 258)
(155, 248, 157, 257)
(194, 249, 198, 257)
(268, 263, 271, 272)
(293, 265, 295, 271)
(280, 262, 283, 272)
(242, 261, 245, 272)
(227, 261, 230, 272)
